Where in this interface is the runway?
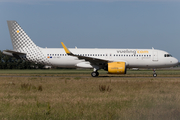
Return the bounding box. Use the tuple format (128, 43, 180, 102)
(0, 75, 180, 78)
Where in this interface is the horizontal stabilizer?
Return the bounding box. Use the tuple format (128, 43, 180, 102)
(3, 50, 26, 56)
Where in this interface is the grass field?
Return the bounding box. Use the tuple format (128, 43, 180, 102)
(0, 69, 180, 77)
(0, 69, 180, 119)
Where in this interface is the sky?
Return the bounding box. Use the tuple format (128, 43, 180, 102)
(1, 0, 180, 60)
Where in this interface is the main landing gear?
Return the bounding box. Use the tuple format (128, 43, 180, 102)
(153, 69, 157, 77)
(91, 71, 99, 77)
(91, 68, 99, 77)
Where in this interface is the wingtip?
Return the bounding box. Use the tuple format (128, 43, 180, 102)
(61, 42, 71, 54)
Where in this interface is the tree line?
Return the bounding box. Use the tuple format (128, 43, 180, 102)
(0, 50, 45, 69)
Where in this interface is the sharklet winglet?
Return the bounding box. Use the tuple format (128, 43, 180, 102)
(61, 42, 72, 55)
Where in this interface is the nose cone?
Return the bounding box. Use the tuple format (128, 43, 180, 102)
(172, 57, 179, 66)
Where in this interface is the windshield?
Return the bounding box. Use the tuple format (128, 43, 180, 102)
(164, 54, 172, 57)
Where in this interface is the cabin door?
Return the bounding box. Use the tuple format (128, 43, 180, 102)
(153, 51, 158, 61)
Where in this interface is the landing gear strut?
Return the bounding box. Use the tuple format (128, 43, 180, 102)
(91, 68, 99, 77)
(153, 69, 157, 77)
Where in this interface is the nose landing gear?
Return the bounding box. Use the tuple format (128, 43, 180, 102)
(153, 69, 157, 77)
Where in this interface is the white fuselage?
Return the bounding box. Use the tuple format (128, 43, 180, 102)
(40, 48, 178, 69)
(5, 21, 179, 77)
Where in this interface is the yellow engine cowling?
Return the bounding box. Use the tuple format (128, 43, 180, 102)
(108, 62, 126, 74)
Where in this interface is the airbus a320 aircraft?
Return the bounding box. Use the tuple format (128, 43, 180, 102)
(3, 21, 179, 77)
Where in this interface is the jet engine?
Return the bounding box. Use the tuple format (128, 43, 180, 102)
(104, 62, 127, 74)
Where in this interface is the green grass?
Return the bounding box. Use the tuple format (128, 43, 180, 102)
(0, 69, 180, 119)
(0, 69, 180, 77)
(0, 69, 93, 74)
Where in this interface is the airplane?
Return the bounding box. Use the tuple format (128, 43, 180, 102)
(3, 21, 179, 77)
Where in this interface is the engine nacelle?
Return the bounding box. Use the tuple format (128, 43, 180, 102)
(108, 62, 127, 74)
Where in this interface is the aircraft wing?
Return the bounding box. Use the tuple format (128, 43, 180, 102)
(61, 42, 109, 65)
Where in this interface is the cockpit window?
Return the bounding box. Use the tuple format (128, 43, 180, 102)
(164, 54, 172, 57)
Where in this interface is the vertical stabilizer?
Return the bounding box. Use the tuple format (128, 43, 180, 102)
(7, 21, 38, 51)
(7, 21, 50, 65)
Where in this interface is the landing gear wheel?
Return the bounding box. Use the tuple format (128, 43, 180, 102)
(153, 69, 157, 77)
(153, 73, 157, 77)
(96, 72, 99, 76)
(91, 72, 99, 77)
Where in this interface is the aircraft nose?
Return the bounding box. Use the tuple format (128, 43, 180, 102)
(173, 58, 179, 66)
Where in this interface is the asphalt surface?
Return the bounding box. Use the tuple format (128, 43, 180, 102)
(0, 75, 180, 78)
